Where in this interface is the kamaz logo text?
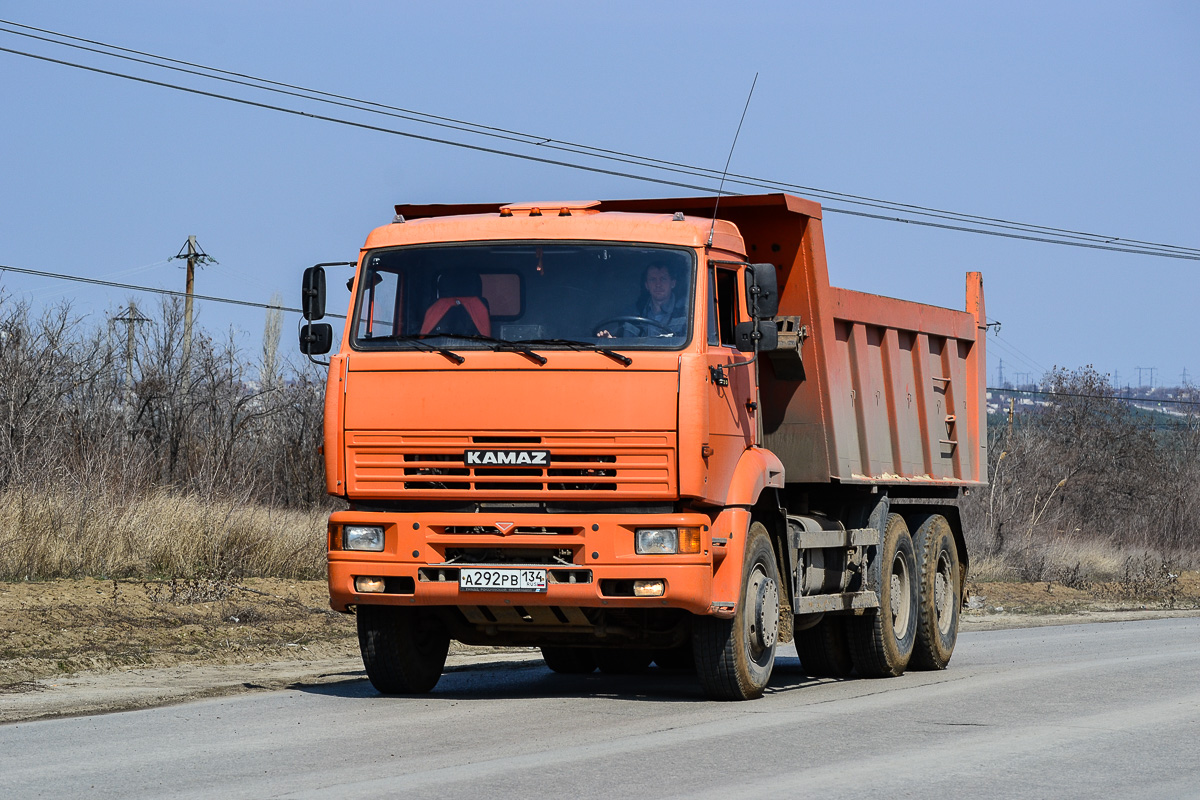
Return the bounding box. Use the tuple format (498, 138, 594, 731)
(464, 450, 550, 466)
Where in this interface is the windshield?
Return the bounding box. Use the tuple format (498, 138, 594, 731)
(351, 243, 694, 350)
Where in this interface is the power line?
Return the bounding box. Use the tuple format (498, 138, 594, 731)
(0, 262, 346, 319)
(0, 45, 721, 196)
(2, 24, 1199, 262)
(5, 18, 1196, 260)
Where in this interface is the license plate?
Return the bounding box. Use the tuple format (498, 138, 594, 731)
(459, 568, 547, 592)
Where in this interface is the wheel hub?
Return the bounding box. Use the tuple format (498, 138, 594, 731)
(753, 574, 780, 650)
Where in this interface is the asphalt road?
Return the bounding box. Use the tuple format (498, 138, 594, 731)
(3, 618, 1198, 800)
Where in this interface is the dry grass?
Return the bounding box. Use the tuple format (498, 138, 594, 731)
(968, 535, 1132, 583)
(0, 486, 327, 582)
(968, 534, 1195, 609)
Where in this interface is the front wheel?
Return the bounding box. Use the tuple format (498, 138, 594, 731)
(694, 522, 780, 700)
(357, 605, 449, 694)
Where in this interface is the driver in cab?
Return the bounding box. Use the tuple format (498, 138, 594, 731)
(596, 263, 687, 338)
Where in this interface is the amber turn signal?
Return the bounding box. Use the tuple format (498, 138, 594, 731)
(678, 527, 702, 554)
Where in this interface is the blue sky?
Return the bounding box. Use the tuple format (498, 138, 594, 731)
(1, 1, 1196, 388)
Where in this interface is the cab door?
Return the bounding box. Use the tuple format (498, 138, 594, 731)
(704, 263, 756, 499)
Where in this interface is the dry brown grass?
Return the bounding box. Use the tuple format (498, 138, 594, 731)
(968, 535, 1131, 583)
(0, 486, 327, 582)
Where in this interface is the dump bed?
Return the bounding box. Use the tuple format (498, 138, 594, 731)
(597, 194, 988, 488)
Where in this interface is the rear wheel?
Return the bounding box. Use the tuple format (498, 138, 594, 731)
(694, 522, 780, 700)
(849, 513, 918, 678)
(795, 615, 854, 677)
(357, 605, 449, 694)
(540, 646, 597, 674)
(910, 514, 961, 670)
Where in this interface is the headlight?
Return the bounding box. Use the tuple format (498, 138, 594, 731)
(343, 525, 385, 551)
(635, 527, 702, 555)
(636, 528, 678, 554)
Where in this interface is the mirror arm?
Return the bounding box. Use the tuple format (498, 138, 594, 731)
(717, 316, 763, 385)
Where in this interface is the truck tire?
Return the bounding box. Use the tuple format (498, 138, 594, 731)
(909, 514, 960, 670)
(795, 615, 853, 677)
(594, 648, 653, 674)
(356, 605, 449, 694)
(540, 646, 597, 674)
(849, 513, 918, 678)
(693, 522, 780, 700)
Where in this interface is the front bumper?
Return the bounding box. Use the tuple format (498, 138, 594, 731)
(327, 509, 721, 615)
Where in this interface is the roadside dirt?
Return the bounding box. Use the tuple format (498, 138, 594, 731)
(2, 574, 1198, 724)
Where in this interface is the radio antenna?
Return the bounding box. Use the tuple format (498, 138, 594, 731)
(708, 72, 758, 247)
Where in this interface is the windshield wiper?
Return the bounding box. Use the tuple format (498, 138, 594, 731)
(433, 333, 548, 365)
(389, 335, 465, 365)
(516, 338, 633, 366)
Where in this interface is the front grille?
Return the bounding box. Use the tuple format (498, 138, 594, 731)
(347, 432, 675, 499)
(402, 453, 616, 490)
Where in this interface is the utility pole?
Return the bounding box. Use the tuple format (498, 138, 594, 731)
(172, 236, 217, 377)
(113, 301, 150, 391)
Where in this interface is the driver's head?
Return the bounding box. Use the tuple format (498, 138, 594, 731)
(644, 264, 676, 305)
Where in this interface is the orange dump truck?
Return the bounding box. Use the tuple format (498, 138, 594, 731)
(299, 193, 987, 700)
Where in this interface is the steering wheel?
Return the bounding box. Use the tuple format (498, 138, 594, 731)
(593, 315, 674, 337)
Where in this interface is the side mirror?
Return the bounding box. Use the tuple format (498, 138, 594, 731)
(734, 320, 778, 353)
(302, 266, 327, 321)
(299, 323, 333, 355)
(745, 263, 779, 319)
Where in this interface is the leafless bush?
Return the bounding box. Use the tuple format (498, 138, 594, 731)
(0, 291, 334, 580)
(964, 366, 1200, 580)
(1100, 553, 1182, 606)
(0, 294, 330, 506)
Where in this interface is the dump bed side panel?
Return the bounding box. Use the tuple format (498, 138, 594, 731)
(816, 283, 986, 485)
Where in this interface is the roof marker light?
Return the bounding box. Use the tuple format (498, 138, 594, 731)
(529, 207, 542, 217)
(500, 208, 513, 217)
(559, 207, 571, 216)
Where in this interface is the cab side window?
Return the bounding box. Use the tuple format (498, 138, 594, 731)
(707, 269, 719, 345)
(714, 268, 740, 347)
